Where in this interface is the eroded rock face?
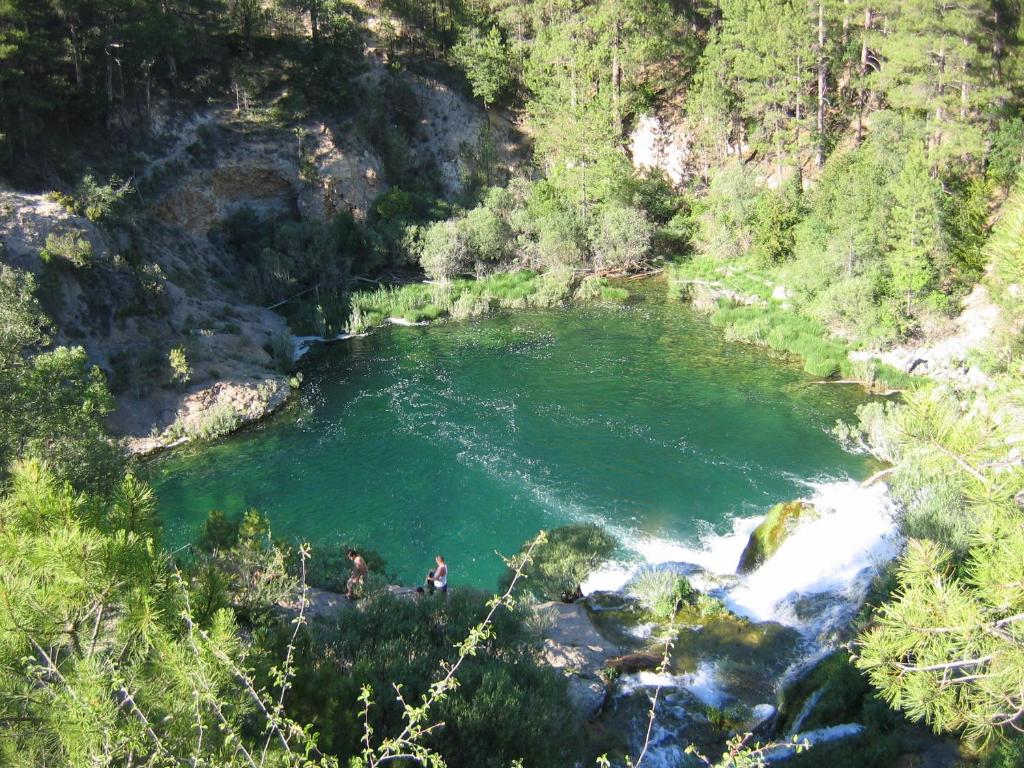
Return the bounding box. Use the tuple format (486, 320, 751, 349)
(150, 114, 387, 236)
(629, 114, 693, 187)
(737, 500, 818, 574)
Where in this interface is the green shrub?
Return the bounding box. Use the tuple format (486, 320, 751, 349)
(627, 569, 696, 621)
(590, 204, 655, 271)
(50, 174, 132, 223)
(981, 734, 1024, 768)
(264, 590, 582, 766)
(168, 401, 241, 442)
(419, 219, 473, 280)
(40, 232, 93, 267)
(168, 346, 191, 385)
(527, 267, 576, 308)
(189, 509, 295, 618)
(694, 593, 729, 619)
(504, 524, 616, 601)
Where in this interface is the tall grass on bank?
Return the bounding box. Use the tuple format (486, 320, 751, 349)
(708, 303, 917, 391)
(345, 270, 629, 333)
(668, 261, 916, 391)
(708, 302, 916, 390)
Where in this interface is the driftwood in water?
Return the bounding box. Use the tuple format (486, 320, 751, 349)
(861, 466, 896, 487)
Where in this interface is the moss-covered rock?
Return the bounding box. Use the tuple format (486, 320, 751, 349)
(736, 500, 817, 574)
(773, 651, 871, 736)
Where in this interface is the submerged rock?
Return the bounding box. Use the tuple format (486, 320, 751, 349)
(737, 501, 818, 574)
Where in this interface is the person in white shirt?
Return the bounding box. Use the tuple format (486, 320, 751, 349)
(425, 555, 448, 595)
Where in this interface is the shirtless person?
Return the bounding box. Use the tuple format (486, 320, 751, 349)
(346, 549, 368, 599)
(425, 555, 448, 596)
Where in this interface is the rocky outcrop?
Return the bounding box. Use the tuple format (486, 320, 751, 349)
(149, 111, 387, 236)
(849, 283, 1000, 387)
(629, 114, 694, 187)
(737, 501, 818, 574)
(535, 601, 620, 719)
(0, 184, 294, 455)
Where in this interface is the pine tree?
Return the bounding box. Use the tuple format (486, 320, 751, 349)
(885, 142, 944, 321)
(717, 0, 817, 170)
(870, 0, 1004, 158)
(853, 387, 1024, 741)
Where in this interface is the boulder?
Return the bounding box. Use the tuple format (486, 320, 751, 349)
(537, 601, 619, 673)
(534, 601, 620, 720)
(737, 501, 817, 574)
(566, 677, 607, 720)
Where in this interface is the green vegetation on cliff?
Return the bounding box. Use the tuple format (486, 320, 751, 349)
(4, 0, 1024, 764)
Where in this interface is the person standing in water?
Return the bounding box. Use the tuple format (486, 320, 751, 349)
(425, 555, 448, 595)
(346, 549, 368, 599)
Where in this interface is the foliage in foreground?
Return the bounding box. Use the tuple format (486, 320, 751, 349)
(0, 459, 267, 766)
(850, 381, 1024, 742)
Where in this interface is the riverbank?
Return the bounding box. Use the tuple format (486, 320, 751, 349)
(667, 262, 921, 394)
(131, 268, 631, 458)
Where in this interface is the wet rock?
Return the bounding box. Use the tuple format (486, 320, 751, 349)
(737, 501, 818, 574)
(772, 650, 870, 737)
(580, 591, 633, 612)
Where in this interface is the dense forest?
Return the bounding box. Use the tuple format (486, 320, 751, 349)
(2, 0, 1024, 766)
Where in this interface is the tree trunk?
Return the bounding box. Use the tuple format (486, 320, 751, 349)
(167, 51, 178, 88)
(70, 24, 83, 89)
(856, 7, 872, 145)
(860, 8, 871, 74)
(817, 0, 827, 168)
(106, 54, 114, 104)
(960, 40, 970, 118)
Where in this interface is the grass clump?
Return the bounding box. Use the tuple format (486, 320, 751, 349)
(504, 523, 616, 602)
(347, 283, 455, 332)
(627, 569, 696, 621)
(575, 275, 630, 303)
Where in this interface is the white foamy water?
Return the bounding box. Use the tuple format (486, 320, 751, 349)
(584, 479, 900, 636)
(618, 661, 729, 708)
(594, 479, 901, 766)
(724, 481, 900, 630)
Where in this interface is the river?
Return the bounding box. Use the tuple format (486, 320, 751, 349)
(149, 280, 881, 589)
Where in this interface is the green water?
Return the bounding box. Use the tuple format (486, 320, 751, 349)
(149, 282, 877, 588)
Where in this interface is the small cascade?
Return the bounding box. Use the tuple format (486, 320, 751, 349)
(583, 479, 902, 766)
